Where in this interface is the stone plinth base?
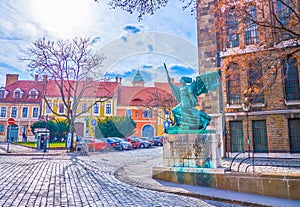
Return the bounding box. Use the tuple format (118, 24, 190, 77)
(163, 133, 221, 168)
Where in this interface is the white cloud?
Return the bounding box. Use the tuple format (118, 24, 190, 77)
(0, 0, 197, 86)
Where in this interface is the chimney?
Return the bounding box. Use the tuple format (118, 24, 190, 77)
(171, 78, 174, 83)
(43, 75, 48, 81)
(116, 77, 118, 83)
(35, 74, 38, 81)
(86, 77, 93, 82)
(6, 74, 19, 87)
(119, 78, 122, 83)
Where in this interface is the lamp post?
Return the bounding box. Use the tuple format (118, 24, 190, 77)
(242, 98, 251, 157)
(242, 97, 254, 172)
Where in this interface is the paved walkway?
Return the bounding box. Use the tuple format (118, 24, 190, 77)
(1, 142, 300, 207)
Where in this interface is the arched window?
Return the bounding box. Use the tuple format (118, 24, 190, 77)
(227, 63, 241, 104)
(13, 88, 24, 99)
(249, 61, 264, 103)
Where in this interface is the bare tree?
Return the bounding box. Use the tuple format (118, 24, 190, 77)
(20, 37, 107, 137)
(95, 0, 195, 20)
(214, 0, 300, 103)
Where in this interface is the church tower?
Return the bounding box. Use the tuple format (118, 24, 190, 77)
(132, 69, 145, 87)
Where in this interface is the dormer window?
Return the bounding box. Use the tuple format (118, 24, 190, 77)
(0, 88, 8, 99)
(29, 89, 39, 99)
(13, 88, 24, 99)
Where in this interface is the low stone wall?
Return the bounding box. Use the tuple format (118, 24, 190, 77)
(152, 166, 300, 200)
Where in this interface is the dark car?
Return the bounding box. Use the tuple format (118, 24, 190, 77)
(104, 137, 122, 150)
(153, 136, 163, 146)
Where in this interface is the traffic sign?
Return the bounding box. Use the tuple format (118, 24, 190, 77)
(66, 132, 72, 149)
(7, 118, 15, 125)
(92, 119, 97, 126)
(164, 121, 170, 129)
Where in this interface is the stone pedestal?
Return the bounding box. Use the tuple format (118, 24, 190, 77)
(163, 133, 221, 168)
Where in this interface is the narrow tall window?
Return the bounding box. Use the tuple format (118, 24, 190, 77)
(82, 103, 87, 113)
(46, 103, 52, 113)
(126, 109, 132, 117)
(94, 103, 99, 114)
(249, 61, 264, 103)
(227, 64, 241, 104)
(22, 107, 28, 118)
(59, 103, 64, 114)
(226, 8, 239, 48)
(0, 107, 7, 117)
(284, 56, 300, 101)
(32, 107, 39, 118)
(0, 90, 5, 98)
(277, 0, 293, 40)
(11, 107, 17, 118)
(105, 103, 111, 115)
(245, 6, 258, 45)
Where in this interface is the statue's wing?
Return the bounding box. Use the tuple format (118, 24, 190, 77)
(192, 71, 220, 96)
(191, 76, 208, 96)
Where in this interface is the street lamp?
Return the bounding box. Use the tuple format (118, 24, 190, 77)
(242, 97, 254, 172)
(242, 97, 251, 157)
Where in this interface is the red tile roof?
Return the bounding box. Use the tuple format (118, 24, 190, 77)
(45, 80, 120, 98)
(1, 80, 46, 103)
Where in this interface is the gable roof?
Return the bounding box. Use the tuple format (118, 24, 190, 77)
(1, 80, 46, 103)
(45, 80, 120, 98)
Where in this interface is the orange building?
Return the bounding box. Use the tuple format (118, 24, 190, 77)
(116, 70, 176, 138)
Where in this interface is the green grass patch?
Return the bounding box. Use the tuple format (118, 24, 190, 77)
(15, 142, 66, 149)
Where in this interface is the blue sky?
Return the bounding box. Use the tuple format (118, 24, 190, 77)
(0, 0, 198, 86)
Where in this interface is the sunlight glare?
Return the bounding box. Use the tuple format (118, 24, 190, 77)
(29, 0, 91, 37)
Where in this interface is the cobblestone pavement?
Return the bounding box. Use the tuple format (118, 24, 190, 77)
(0, 145, 242, 207)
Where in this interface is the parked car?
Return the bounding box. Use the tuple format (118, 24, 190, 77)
(113, 137, 132, 150)
(140, 137, 154, 145)
(132, 138, 152, 148)
(153, 136, 163, 146)
(77, 138, 107, 152)
(122, 137, 138, 149)
(104, 137, 122, 150)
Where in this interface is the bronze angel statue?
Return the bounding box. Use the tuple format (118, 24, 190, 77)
(164, 63, 220, 132)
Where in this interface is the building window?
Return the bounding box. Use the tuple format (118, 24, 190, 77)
(0, 124, 4, 133)
(94, 103, 99, 114)
(284, 56, 300, 101)
(126, 109, 132, 117)
(13, 88, 23, 99)
(135, 111, 139, 118)
(245, 6, 258, 45)
(249, 61, 264, 103)
(0, 89, 7, 98)
(229, 121, 244, 152)
(143, 110, 153, 118)
(22, 107, 28, 118)
(105, 103, 111, 115)
(29, 89, 39, 99)
(288, 119, 300, 153)
(0, 107, 7, 117)
(277, 0, 293, 40)
(226, 8, 239, 48)
(252, 120, 268, 153)
(82, 103, 87, 113)
(59, 103, 64, 114)
(32, 107, 39, 118)
(46, 103, 52, 113)
(227, 64, 241, 104)
(11, 107, 17, 118)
